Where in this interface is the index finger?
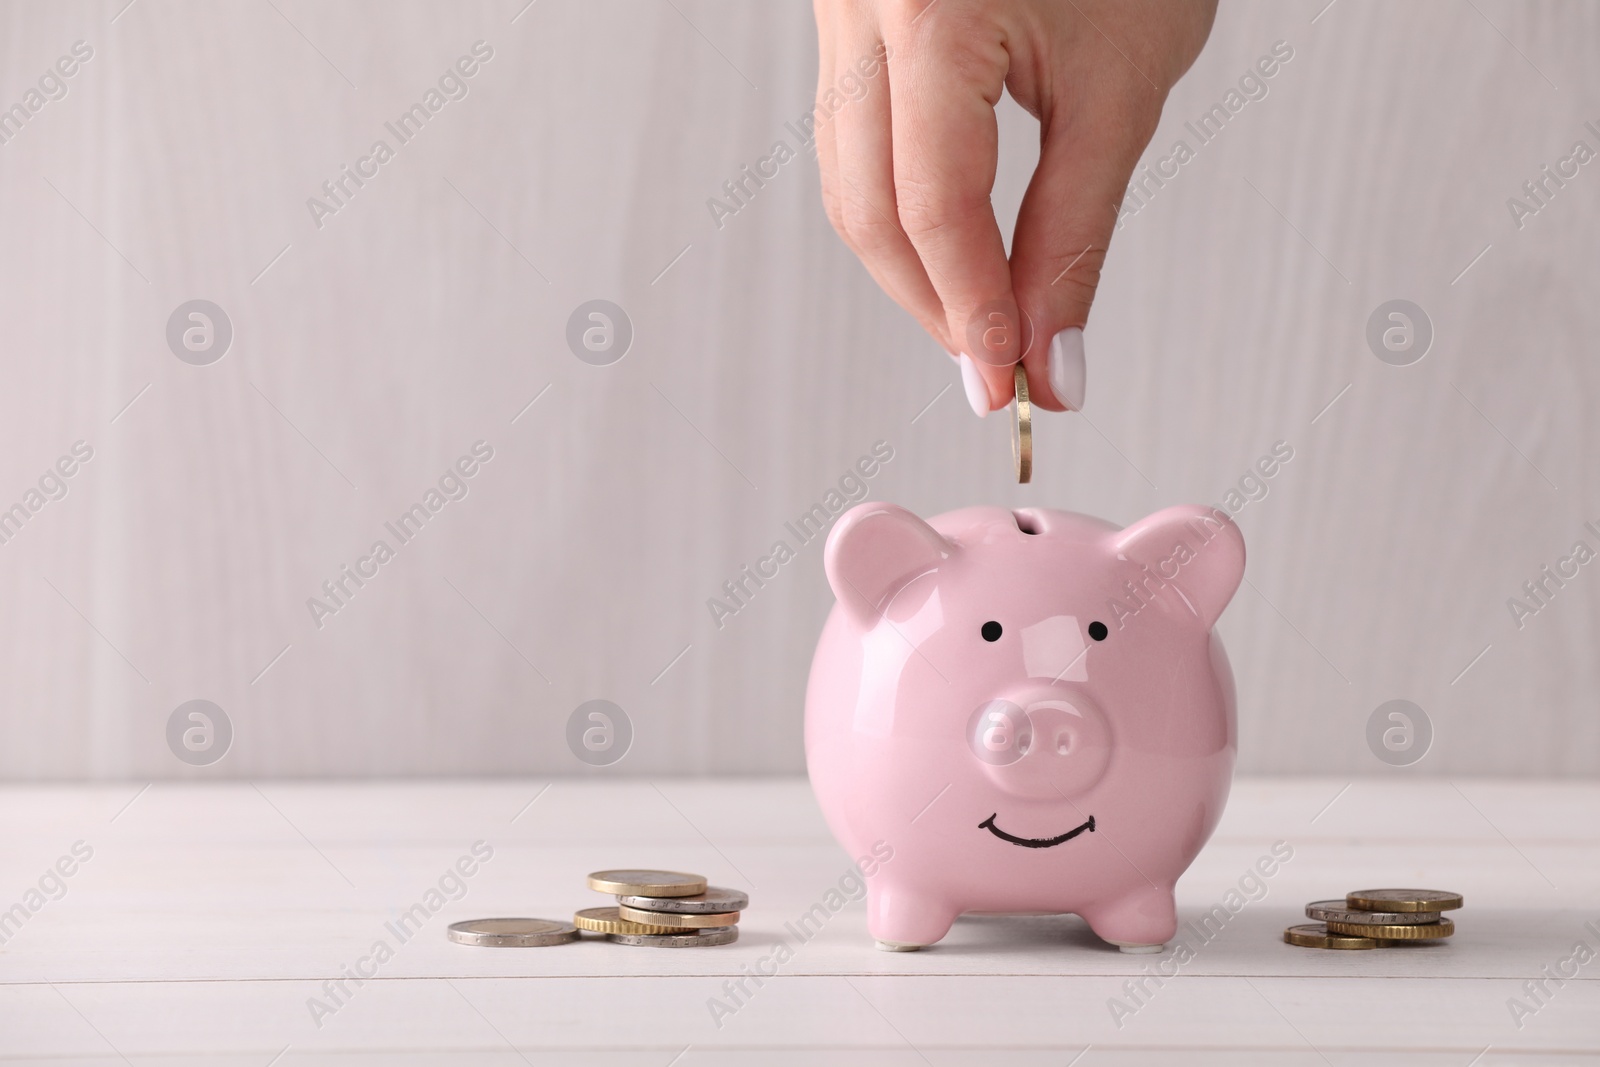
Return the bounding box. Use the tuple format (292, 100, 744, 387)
(885, 10, 1019, 407)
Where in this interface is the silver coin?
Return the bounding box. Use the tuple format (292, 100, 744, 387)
(447, 918, 578, 947)
(1306, 900, 1441, 926)
(606, 926, 740, 948)
(617, 885, 749, 914)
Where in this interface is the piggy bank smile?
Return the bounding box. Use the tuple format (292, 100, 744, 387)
(805, 503, 1245, 953)
(977, 812, 1096, 848)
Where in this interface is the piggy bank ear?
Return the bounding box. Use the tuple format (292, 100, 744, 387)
(1114, 505, 1245, 629)
(825, 503, 952, 624)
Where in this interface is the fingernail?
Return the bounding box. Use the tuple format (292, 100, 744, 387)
(958, 353, 989, 417)
(1047, 327, 1085, 411)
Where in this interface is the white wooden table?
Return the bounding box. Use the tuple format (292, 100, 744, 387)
(1, 777, 1596, 1064)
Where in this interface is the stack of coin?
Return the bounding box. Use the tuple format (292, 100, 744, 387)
(1284, 888, 1462, 950)
(583, 869, 745, 947)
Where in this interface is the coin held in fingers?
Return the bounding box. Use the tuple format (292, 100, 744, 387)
(1012, 363, 1032, 484)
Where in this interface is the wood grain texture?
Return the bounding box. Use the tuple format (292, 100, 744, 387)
(0, 1, 1593, 777)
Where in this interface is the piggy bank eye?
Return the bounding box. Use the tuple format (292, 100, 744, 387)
(1088, 621, 1108, 641)
(980, 621, 1003, 642)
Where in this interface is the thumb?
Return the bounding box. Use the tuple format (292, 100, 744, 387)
(1009, 104, 1156, 413)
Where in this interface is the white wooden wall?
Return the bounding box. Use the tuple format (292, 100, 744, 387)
(0, 0, 1593, 778)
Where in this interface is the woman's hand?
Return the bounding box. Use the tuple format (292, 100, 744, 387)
(813, 0, 1217, 415)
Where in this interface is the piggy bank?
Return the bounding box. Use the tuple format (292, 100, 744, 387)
(804, 502, 1245, 952)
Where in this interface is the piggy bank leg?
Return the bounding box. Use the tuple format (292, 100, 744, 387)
(868, 883, 958, 951)
(1080, 885, 1177, 953)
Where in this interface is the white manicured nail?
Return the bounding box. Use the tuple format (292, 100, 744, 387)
(958, 353, 989, 417)
(1047, 327, 1085, 410)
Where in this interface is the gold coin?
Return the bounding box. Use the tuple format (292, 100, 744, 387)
(1283, 923, 1377, 950)
(586, 869, 707, 897)
(1346, 889, 1463, 913)
(1325, 916, 1455, 940)
(617, 902, 739, 929)
(1011, 363, 1032, 484)
(572, 907, 676, 936)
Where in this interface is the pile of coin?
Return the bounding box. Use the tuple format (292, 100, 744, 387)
(579, 869, 745, 947)
(445, 868, 746, 950)
(1284, 888, 1463, 950)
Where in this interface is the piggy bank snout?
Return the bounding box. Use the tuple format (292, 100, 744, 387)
(967, 691, 1112, 800)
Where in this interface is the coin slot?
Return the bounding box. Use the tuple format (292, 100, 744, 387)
(1013, 511, 1041, 534)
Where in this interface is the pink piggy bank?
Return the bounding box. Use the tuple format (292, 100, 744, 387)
(805, 503, 1245, 952)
